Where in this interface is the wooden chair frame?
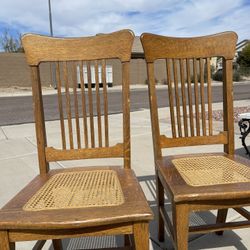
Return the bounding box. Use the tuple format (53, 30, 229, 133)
(0, 30, 153, 250)
(141, 31, 250, 249)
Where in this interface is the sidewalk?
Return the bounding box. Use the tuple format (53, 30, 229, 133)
(1, 80, 249, 97)
(0, 85, 155, 97)
(0, 99, 250, 249)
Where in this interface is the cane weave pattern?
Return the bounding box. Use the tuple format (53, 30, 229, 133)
(23, 170, 124, 211)
(172, 156, 250, 186)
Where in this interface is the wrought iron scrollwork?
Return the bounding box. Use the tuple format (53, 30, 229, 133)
(238, 118, 250, 157)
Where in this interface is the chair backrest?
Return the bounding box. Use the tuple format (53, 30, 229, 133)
(22, 30, 134, 174)
(141, 32, 237, 160)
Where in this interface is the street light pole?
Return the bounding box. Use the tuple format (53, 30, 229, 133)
(48, 0, 57, 88)
(48, 0, 54, 36)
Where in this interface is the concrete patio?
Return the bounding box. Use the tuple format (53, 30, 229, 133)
(0, 92, 249, 249)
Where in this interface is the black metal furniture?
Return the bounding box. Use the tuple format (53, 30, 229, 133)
(238, 113, 250, 157)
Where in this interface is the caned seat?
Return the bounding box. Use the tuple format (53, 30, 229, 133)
(0, 30, 153, 250)
(141, 31, 250, 249)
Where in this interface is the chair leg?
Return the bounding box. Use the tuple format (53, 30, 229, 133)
(52, 239, 63, 250)
(133, 222, 149, 250)
(173, 204, 189, 250)
(216, 209, 228, 235)
(0, 231, 10, 250)
(156, 175, 165, 242)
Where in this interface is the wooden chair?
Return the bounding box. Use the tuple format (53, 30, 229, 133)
(0, 30, 153, 250)
(141, 31, 250, 249)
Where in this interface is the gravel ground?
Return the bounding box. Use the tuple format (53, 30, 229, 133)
(210, 106, 250, 122)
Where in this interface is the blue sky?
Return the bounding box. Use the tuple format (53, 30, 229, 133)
(0, 0, 249, 43)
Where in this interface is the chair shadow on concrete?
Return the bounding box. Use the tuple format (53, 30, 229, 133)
(235, 147, 250, 159)
(48, 175, 247, 249)
(138, 175, 248, 250)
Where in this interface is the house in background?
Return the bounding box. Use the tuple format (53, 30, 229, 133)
(216, 39, 250, 71)
(236, 39, 250, 53)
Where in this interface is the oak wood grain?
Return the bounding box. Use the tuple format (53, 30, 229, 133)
(133, 222, 149, 250)
(102, 59, 109, 147)
(0, 167, 153, 230)
(45, 143, 124, 162)
(9, 223, 133, 241)
(79, 60, 89, 148)
(0, 231, 10, 250)
(141, 31, 250, 249)
(160, 132, 228, 148)
(56, 62, 66, 149)
(72, 61, 81, 149)
(22, 30, 135, 65)
(0, 29, 153, 250)
(63, 61, 74, 149)
(141, 31, 237, 62)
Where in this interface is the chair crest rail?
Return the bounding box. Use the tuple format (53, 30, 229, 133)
(22, 29, 135, 65)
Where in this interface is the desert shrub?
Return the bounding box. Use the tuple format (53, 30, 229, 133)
(212, 70, 223, 81)
(212, 69, 242, 82)
(233, 70, 241, 81)
(238, 66, 250, 76)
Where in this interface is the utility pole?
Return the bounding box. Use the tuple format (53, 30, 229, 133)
(48, 0, 57, 88)
(48, 0, 53, 36)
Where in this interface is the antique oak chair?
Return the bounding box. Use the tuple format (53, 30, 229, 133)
(141, 32, 250, 249)
(0, 30, 153, 250)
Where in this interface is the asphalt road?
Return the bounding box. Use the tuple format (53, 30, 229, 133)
(0, 83, 250, 126)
